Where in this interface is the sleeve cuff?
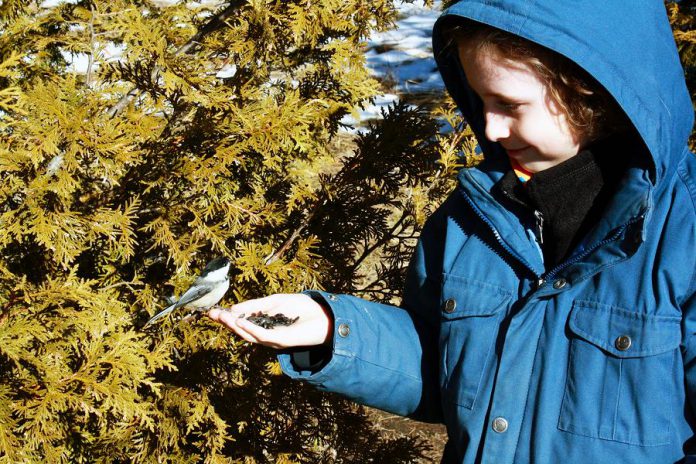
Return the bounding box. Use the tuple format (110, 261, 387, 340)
(277, 290, 355, 383)
(289, 345, 332, 372)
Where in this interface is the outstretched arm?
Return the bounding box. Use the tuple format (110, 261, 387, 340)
(207, 288, 442, 422)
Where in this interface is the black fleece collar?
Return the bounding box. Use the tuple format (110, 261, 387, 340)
(496, 136, 629, 269)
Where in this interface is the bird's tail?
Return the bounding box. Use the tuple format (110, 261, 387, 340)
(143, 303, 177, 328)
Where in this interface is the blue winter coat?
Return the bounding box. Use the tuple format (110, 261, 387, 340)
(278, 1, 696, 462)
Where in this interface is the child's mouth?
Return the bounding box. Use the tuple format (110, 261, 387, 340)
(505, 146, 529, 157)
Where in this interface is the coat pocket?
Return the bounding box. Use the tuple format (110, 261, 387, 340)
(558, 300, 681, 446)
(439, 274, 511, 409)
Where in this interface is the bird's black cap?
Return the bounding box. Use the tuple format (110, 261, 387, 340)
(201, 256, 230, 275)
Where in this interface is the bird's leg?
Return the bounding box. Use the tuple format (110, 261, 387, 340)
(181, 312, 204, 324)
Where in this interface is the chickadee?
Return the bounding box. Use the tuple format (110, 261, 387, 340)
(144, 256, 231, 328)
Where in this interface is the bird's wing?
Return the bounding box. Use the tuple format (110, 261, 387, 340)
(173, 284, 213, 309)
(143, 284, 212, 328)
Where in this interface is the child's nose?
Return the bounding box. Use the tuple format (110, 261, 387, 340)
(484, 112, 511, 142)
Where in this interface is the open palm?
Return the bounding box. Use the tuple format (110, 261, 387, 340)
(207, 293, 333, 349)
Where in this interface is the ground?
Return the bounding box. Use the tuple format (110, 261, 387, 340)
(367, 407, 448, 462)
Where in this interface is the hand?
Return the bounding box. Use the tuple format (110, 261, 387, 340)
(207, 293, 333, 349)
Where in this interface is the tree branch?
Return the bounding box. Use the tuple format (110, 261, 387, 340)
(349, 209, 410, 271)
(107, 0, 246, 118)
(85, 3, 96, 88)
(264, 223, 306, 266)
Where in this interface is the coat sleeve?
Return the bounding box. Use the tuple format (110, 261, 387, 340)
(681, 158, 696, 454)
(682, 276, 696, 421)
(277, 205, 449, 423)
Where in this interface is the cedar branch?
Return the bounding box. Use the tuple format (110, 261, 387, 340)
(106, 0, 246, 118)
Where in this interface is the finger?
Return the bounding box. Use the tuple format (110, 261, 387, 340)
(207, 308, 238, 325)
(235, 318, 286, 348)
(208, 311, 263, 344)
(207, 307, 238, 322)
(230, 318, 262, 344)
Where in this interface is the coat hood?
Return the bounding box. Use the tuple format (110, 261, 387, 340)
(432, 1, 693, 187)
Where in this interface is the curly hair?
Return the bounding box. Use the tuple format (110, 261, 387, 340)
(443, 21, 629, 143)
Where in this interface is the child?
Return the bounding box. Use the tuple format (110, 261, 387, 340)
(209, 1, 696, 462)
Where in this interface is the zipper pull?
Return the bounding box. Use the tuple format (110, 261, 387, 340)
(534, 210, 544, 245)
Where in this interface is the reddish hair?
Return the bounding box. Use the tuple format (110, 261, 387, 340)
(444, 21, 628, 142)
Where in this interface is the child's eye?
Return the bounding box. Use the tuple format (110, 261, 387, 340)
(497, 101, 522, 111)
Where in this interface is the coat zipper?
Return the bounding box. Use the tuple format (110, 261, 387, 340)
(542, 215, 644, 284)
(460, 185, 644, 290)
(459, 187, 539, 278)
(534, 210, 544, 245)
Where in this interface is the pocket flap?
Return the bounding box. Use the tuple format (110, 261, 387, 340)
(440, 274, 511, 320)
(569, 301, 681, 358)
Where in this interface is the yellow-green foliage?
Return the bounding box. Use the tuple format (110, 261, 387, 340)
(667, 0, 696, 150)
(0, 0, 471, 462)
(14, 0, 682, 459)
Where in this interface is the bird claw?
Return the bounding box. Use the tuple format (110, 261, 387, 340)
(181, 312, 203, 324)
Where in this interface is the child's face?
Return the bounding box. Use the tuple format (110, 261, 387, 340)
(458, 44, 587, 173)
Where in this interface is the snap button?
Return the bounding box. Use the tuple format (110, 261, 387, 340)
(328, 294, 338, 301)
(492, 417, 508, 433)
(553, 278, 567, 290)
(615, 335, 632, 351)
(338, 323, 350, 337)
(443, 298, 457, 313)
